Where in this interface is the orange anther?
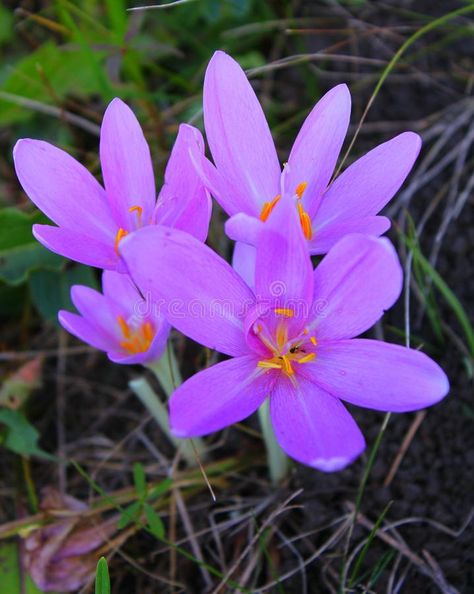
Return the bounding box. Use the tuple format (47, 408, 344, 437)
(117, 315, 131, 339)
(259, 194, 281, 222)
(295, 181, 308, 198)
(129, 205, 143, 227)
(114, 228, 128, 254)
(274, 308, 294, 318)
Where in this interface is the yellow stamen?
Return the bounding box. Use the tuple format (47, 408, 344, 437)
(297, 353, 316, 364)
(274, 308, 294, 318)
(281, 355, 294, 376)
(259, 194, 281, 222)
(117, 315, 131, 339)
(258, 360, 282, 370)
(310, 336, 317, 346)
(114, 228, 128, 254)
(295, 181, 308, 199)
(129, 205, 143, 226)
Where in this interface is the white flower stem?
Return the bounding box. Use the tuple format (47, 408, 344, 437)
(258, 399, 290, 484)
(129, 344, 206, 466)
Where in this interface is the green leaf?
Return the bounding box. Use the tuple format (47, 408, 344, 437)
(0, 5, 14, 46)
(117, 500, 142, 530)
(144, 503, 165, 539)
(0, 208, 63, 285)
(133, 462, 147, 500)
(0, 42, 106, 125)
(95, 557, 110, 594)
(0, 409, 53, 459)
(29, 265, 98, 324)
(147, 477, 174, 501)
(0, 541, 50, 593)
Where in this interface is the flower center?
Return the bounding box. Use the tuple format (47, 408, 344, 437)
(114, 205, 144, 255)
(258, 182, 313, 240)
(117, 315, 154, 354)
(255, 309, 317, 377)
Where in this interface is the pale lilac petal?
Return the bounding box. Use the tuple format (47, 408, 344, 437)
(13, 139, 114, 237)
(309, 235, 402, 340)
(101, 270, 141, 313)
(232, 242, 256, 289)
(317, 132, 422, 226)
(286, 84, 351, 217)
(120, 226, 255, 357)
(155, 124, 211, 241)
(255, 196, 313, 324)
(189, 148, 243, 217)
(170, 356, 271, 437)
(70, 285, 121, 337)
(270, 374, 365, 471)
(225, 213, 263, 245)
(204, 51, 280, 216)
(58, 311, 116, 353)
(310, 216, 390, 255)
(33, 224, 120, 271)
(100, 98, 156, 229)
(304, 339, 449, 412)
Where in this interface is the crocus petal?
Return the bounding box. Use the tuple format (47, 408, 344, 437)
(101, 270, 141, 313)
(255, 196, 313, 325)
(309, 216, 390, 255)
(100, 98, 156, 229)
(33, 225, 120, 271)
(304, 339, 449, 412)
(225, 213, 264, 245)
(155, 124, 211, 241)
(232, 241, 256, 289)
(204, 51, 280, 216)
(58, 311, 116, 353)
(120, 226, 255, 357)
(270, 374, 365, 471)
(309, 234, 402, 340)
(170, 356, 272, 437)
(13, 139, 114, 238)
(70, 285, 121, 337)
(286, 84, 351, 217)
(316, 132, 422, 226)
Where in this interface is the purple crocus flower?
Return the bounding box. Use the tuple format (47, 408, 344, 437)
(13, 98, 211, 271)
(59, 270, 168, 365)
(192, 51, 421, 284)
(120, 197, 448, 471)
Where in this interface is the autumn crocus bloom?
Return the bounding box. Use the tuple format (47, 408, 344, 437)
(13, 98, 211, 271)
(59, 270, 168, 365)
(193, 51, 421, 284)
(120, 197, 449, 471)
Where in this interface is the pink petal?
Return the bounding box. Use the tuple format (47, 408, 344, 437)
(100, 98, 156, 229)
(232, 241, 256, 289)
(13, 139, 114, 238)
(120, 226, 255, 357)
(225, 213, 263, 245)
(155, 124, 211, 241)
(309, 234, 402, 340)
(204, 51, 280, 216)
(255, 196, 313, 328)
(58, 311, 116, 353)
(33, 224, 120, 271)
(270, 374, 365, 471)
(101, 270, 140, 312)
(310, 216, 390, 255)
(317, 132, 421, 226)
(170, 356, 271, 437)
(286, 84, 351, 218)
(304, 339, 449, 412)
(70, 285, 121, 338)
